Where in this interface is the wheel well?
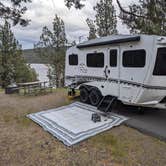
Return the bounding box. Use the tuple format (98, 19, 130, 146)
(79, 85, 102, 95)
(79, 85, 90, 91)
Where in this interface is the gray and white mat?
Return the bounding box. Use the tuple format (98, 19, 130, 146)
(27, 102, 128, 146)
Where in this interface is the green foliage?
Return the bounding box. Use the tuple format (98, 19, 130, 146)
(65, 0, 84, 9)
(94, 0, 118, 37)
(86, 18, 97, 40)
(119, 0, 166, 35)
(0, 0, 31, 26)
(86, 0, 117, 39)
(35, 14, 67, 88)
(14, 62, 37, 83)
(0, 21, 37, 88)
(66, 0, 165, 36)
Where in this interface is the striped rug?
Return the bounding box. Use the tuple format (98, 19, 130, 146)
(27, 102, 128, 146)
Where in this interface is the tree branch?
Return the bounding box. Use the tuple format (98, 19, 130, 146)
(116, 0, 146, 19)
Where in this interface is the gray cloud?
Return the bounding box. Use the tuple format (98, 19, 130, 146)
(11, 0, 133, 49)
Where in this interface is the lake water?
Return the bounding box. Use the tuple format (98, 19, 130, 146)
(30, 64, 49, 82)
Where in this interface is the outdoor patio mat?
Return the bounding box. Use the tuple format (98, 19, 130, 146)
(27, 102, 128, 146)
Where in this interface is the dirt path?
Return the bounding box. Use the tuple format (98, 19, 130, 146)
(0, 89, 166, 166)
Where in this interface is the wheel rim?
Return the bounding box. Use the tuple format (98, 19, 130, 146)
(80, 88, 89, 103)
(89, 90, 101, 106)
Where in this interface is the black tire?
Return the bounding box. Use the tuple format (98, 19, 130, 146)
(80, 88, 89, 103)
(89, 89, 102, 106)
(138, 107, 145, 115)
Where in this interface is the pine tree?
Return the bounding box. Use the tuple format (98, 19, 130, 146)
(86, 0, 117, 38)
(94, 0, 118, 37)
(118, 0, 166, 35)
(0, 0, 31, 26)
(35, 15, 67, 88)
(86, 18, 97, 40)
(65, 0, 84, 9)
(66, 0, 165, 35)
(0, 21, 37, 87)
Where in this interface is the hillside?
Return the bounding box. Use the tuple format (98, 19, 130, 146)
(23, 47, 67, 64)
(23, 49, 48, 64)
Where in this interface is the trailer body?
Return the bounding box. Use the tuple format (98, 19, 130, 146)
(65, 35, 166, 109)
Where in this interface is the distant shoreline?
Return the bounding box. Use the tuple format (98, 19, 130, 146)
(30, 64, 49, 83)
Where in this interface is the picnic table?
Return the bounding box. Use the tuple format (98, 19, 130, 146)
(17, 81, 53, 95)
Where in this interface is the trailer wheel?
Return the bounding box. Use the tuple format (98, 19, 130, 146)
(80, 88, 89, 103)
(89, 89, 102, 106)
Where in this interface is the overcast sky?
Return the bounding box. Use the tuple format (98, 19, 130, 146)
(11, 0, 134, 49)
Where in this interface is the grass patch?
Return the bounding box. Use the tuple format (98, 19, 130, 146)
(3, 113, 32, 128)
(0, 88, 4, 93)
(15, 116, 32, 127)
(17, 87, 68, 97)
(89, 133, 127, 159)
(3, 114, 13, 123)
(54, 87, 68, 93)
(19, 88, 54, 96)
(92, 133, 118, 146)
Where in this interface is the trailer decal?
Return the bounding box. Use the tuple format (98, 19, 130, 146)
(66, 75, 166, 90)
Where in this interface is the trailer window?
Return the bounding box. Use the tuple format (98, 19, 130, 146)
(110, 50, 117, 67)
(69, 54, 78, 66)
(153, 48, 166, 75)
(123, 49, 146, 68)
(87, 52, 104, 68)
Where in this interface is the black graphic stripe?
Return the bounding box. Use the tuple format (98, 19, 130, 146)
(66, 75, 166, 90)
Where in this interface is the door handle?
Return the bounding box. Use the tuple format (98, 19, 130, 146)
(104, 65, 108, 78)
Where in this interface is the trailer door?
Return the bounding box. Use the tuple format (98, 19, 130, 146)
(119, 49, 146, 103)
(103, 47, 120, 97)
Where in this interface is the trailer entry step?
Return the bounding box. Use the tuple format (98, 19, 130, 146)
(97, 96, 117, 112)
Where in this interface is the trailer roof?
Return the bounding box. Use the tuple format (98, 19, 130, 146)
(77, 35, 141, 49)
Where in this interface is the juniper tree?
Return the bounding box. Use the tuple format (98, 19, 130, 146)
(35, 15, 67, 88)
(118, 0, 166, 35)
(0, 0, 31, 26)
(86, 18, 96, 40)
(0, 21, 37, 87)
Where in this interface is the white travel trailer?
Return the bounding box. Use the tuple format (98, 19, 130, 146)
(65, 35, 166, 111)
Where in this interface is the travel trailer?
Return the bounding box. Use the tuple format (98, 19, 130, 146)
(65, 35, 166, 111)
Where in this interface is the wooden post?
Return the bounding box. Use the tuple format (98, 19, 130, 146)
(44, 82, 46, 93)
(24, 86, 26, 95)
